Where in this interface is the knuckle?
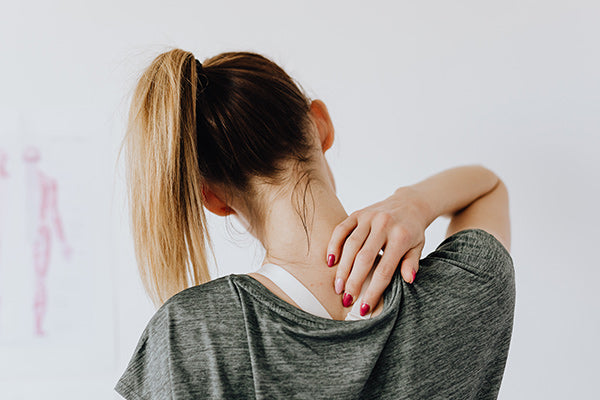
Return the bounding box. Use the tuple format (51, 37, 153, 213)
(335, 267, 350, 282)
(362, 291, 379, 307)
(331, 225, 344, 239)
(358, 210, 375, 223)
(333, 220, 350, 233)
(374, 211, 393, 227)
(336, 257, 352, 274)
(355, 249, 377, 265)
(392, 226, 409, 242)
(373, 264, 395, 282)
(349, 210, 361, 218)
(344, 279, 359, 296)
(345, 234, 362, 248)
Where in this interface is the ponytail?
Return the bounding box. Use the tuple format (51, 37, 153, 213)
(122, 49, 213, 308)
(121, 48, 316, 308)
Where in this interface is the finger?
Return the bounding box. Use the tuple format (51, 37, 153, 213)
(399, 245, 423, 284)
(357, 238, 408, 315)
(333, 222, 371, 295)
(326, 213, 359, 267)
(343, 227, 388, 307)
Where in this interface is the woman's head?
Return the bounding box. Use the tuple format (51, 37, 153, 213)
(122, 48, 335, 307)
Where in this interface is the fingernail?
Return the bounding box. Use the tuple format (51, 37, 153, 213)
(360, 302, 370, 316)
(327, 254, 336, 267)
(342, 292, 354, 307)
(412, 269, 416, 284)
(335, 278, 344, 294)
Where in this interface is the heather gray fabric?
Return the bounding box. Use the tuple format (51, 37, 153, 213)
(115, 228, 515, 399)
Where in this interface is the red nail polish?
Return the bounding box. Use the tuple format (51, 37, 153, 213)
(412, 270, 416, 283)
(342, 292, 353, 307)
(360, 303, 370, 316)
(327, 254, 335, 267)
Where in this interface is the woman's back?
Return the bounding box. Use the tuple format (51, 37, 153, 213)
(117, 48, 514, 399)
(115, 228, 515, 400)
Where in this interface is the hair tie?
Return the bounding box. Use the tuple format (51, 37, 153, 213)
(195, 58, 209, 94)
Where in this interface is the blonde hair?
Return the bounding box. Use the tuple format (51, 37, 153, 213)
(119, 48, 315, 308)
(121, 49, 212, 307)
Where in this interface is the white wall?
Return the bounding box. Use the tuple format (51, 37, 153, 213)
(1, 1, 598, 398)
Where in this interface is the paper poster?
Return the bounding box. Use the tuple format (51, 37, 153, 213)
(0, 107, 114, 379)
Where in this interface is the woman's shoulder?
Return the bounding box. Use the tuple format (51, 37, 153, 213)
(169, 273, 238, 306)
(115, 274, 250, 399)
(143, 275, 241, 331)
(166, 274, 234, 304)
(422, 228, 514, 281)
(412, 228, 516, 332)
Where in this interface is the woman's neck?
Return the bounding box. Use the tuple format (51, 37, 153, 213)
(259, 181, 348, 271)
(244, 180, 385, 320)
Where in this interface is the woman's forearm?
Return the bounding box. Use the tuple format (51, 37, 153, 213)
(395, 165, 500, 228)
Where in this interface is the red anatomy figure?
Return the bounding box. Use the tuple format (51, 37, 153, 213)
(23, 146, 72, 337)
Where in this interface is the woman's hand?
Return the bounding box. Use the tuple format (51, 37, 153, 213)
(326, 186, 432, 315)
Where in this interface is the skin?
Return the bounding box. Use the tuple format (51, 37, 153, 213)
(201, 99, 428, 320)
(201, 100, 511, 321)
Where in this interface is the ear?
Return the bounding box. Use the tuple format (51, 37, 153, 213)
(309, 99, 334, 153)
(201, 185, 236, 217)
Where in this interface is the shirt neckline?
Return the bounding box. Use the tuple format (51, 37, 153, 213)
(229, 270, 403, 331)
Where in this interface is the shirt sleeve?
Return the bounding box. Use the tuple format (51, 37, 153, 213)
(426, 228, 514, 283)
(408, 228, 516, 398)
(114, 306, 173, 400)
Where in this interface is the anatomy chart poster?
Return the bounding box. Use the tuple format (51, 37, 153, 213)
(0, 108, 114, 378)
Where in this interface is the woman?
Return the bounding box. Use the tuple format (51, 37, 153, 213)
(115, 48, 515, 399)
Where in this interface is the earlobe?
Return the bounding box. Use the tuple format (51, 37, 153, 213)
(201, 185, 236, 217)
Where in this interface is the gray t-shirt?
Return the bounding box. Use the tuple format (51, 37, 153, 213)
(115, 228, 515, 399)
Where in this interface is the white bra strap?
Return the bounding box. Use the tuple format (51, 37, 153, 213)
(254, 263, 333, 320)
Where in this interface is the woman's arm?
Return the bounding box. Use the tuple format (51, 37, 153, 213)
(405, 164, 510, 250)
(327, 164, 509, 315)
